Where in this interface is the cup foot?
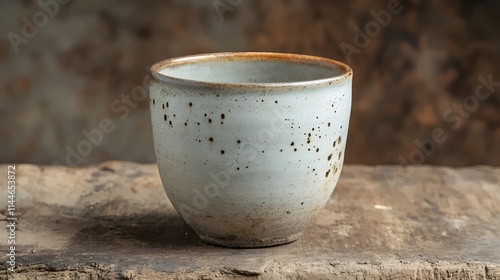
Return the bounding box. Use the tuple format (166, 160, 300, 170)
(198, 232, 303, 248)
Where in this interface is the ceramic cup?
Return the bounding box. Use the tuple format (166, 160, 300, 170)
(149, 52, 352, 248)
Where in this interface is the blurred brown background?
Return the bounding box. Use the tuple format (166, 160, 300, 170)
(1, 0, 499, 166)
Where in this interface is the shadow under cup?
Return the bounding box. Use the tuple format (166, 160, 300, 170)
(149, 52, 352, 248)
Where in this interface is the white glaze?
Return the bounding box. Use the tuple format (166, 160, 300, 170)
(149, 52, 352, 247)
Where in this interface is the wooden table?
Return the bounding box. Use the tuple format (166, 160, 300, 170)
(1, 162, 499, 279)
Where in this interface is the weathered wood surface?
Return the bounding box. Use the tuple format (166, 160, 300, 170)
(0, 162, 499, 279)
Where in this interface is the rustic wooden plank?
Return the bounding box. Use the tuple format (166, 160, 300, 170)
(0, 162, 499, 279)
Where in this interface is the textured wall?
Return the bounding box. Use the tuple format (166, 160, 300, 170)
(1, 0, 500, 166)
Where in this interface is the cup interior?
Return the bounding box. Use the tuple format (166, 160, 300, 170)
(151, 52, 351, 86)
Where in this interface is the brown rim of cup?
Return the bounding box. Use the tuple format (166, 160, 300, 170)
(150, 52, 353, 89)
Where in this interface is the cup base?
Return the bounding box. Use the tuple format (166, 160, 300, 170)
(198, 232, 303, 248)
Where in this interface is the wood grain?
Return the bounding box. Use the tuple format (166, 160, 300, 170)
(0, 162, 499, 279)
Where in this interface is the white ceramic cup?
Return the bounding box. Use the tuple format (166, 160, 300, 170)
(149, 52, 352, 247)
